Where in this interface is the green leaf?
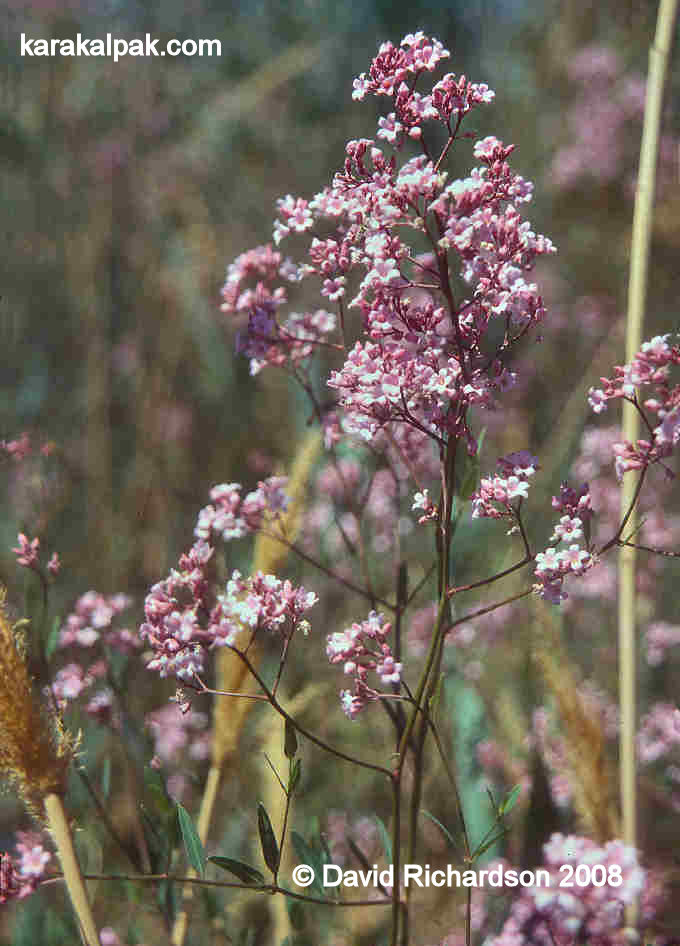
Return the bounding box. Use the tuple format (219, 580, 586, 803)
(208, 856, 265, 886)
(144, 765, 175, 822)
(289, 758, 302, 795)
(257, 802, 280, 874)
(372, 815, 393, 864)
(177, 803, 206, 876)
(100, 757, 111, 800)
(457, 430, 485, 502)
(284, 718, 298, 760)
(458, 452, 480, 501)
(291, 832, 327, 898)
(420, 810, 457, 850)
(471, 827, 508, 861)
(45, 616, 62, 661)
(499, 784, 522, 816)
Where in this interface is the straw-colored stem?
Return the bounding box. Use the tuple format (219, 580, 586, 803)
(44, 792, 100, 946)
(619, 0, 678, 926)
(171, 764, 222, 945)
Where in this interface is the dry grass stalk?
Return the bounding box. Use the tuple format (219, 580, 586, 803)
(618, 0, 679, 927)
(533, 626, 619, 843)
(0, 589, 99, 945)
(0, 592, 72, 817)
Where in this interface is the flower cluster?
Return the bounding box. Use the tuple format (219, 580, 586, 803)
(146, 702, 210, 767)
(638, 703, 680, 764)
(11, 533, 60, 576)
(646, 621, 680, 666)
(59, 590, 135, 651)
(326, 611, 401, 718)
(588, 334, 680, 480)
(221, 33, 554, 451)
(1, 432, 33, 462)
(490, 833, 645, 946)
(351, 32, 451, 105)
(471, 450, 538, 520)
(194, 477, 289, 543)
(140, 472, 317, 682)
(49, 592, 136, 725)
(220, 244, 288, 318)
(0, 833, 52, 904)
(212, 570, 318, 645)
(141, 540, 316, 681)
(550, 45, 648, 191)
(236, 306, 337, 377)
(412, 488, 437, 523)
(638, 703, 680, 814)
(140, 539, 216, 681)
(534, 483, 594, 603)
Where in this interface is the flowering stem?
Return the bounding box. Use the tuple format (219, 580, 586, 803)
(261, 530, 395, 611)
(216, 646, 392, 777)
(599, 467, 647, 554)
(424, 713, 470, 859)
(447, 555, 532, 597)
(390, 768, 403, 946)
(275, 767, 294, 887)
(618, 540, 680, 558)
(50, 872, 391, 907)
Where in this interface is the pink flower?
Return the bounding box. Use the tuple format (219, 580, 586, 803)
(47, 552, 61, 576)
(12, 533, 40, 570)
(328, 611, 401, 718)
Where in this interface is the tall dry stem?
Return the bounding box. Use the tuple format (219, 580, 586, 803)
(0, 589, 99, 945)
(619, 0, 678, 924)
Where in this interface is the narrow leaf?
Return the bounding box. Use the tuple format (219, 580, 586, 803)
(208, 856, 265, 886)
(284, 718, 298, 760)
(177, 803, 206, 876)
(421, 809, 457, 850)
(100, 757, 111, 800)
(257, 802, 280, 874)
(458, 452, 480, 501)
(499, 784, 522, 816)
(291, 832, 327, 898)
(289, 758, 302, 795)
(471, 827, 508, 861)
(373, 815, 393, 864)
(45, 616, 62, 661)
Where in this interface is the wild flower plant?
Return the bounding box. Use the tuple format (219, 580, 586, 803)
(2, 28, 680, 946)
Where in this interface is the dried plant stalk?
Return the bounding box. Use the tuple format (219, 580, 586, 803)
(534, 629, 619, 843)
(0, 590, 99, 945)
(619, 1, 678, 928)
(0, 594, 71, 815)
